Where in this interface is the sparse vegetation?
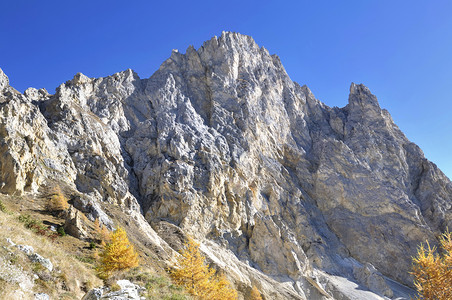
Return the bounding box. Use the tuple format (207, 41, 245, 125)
(75, 255, 97, 265)
(97, 227, 139, 279)
(170, 237, 237, 300)
(411, 231, 452, 300)
(0, 203, 102, 299)
(124, 268, 191, 300)
(0, 199, 8, 213)
(18, 214, 59, 240)
(89, 241, 97, 249)
(0, 194, 190, 299)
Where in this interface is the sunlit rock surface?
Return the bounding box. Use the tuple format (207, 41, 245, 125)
(1, 32, 451, 299)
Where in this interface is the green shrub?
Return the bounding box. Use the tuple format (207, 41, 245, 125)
(18, 214, 42, 229)
(57, 226, 66, 236)
(89, 241, 97, 249)
(18, 214, 59, 240)
(8, 253, 18, 265)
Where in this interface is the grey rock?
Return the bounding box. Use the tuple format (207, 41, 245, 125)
(72, 194, 114, 229)
(24, 87, 50, 101)
(63, 205, 90, 239)
(0, 85, 77, 194)
(82, 280, 145, 300)
(82, 288, 103, 300)
(353, 263, 393, 298)
(1, 32, 451, 299)
(17, 244, 35, 256)
(29, 253, 53, 272)
(102, 279, 144, 299)
(0, 67, 9, 91)
(34, 293, 50, 300)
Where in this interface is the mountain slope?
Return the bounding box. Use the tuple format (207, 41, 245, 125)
(1, 32, 451, 299)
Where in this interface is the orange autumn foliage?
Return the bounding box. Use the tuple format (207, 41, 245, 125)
(249, 285, 263, 300)
(96, 227, 138, 278)
(411, 231, 452, 300)
(46, 187, 69, 212)
(170, 237, 237, 300)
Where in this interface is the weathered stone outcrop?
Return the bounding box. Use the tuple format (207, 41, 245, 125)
(82, 279, 145, 300)
(0, 78, 75, 194)
(1, 32, 451, 299)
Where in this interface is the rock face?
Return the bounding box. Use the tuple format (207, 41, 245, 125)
(1, 32, 451, 299)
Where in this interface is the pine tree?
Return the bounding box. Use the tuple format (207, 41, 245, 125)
(249, 285, 263, 300)
(171, 237, 237, 300)
(411, 231, 452, 300)
(97, 226, 139, 278)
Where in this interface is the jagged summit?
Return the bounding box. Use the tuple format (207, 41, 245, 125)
(348, 82, 380, 107)
(203, 31, 261, 50)
(0, 33, 451, 299)
(170, 31, 258, 55)
(0, 67, 9, 91)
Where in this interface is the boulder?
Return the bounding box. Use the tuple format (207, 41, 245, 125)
(29, 253, 53, 272)
(63, 206, 90, 239)
(82, 280, 145, 300)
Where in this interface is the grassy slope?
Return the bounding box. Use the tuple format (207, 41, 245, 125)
(0, 193, 191, 300)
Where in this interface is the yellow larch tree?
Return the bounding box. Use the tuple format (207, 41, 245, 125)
(97, 226, 139, 279)
(210, 272, 238, 299)
(411, 231, 452, 300)
(249, 285, 263, 300)
(170, 237, 237, 300)
(46, 186, 69, 213)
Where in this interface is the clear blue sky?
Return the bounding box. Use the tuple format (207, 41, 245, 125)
(1, 0, 451, 179)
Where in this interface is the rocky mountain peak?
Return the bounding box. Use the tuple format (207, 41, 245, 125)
(0, 33, 451, 299)
(348, 82, 381, 109)
(0, 67, 9, 91)
(201, 31, 260, 52)
(71, 72, 92, 85)
(23, 87, 50, 101)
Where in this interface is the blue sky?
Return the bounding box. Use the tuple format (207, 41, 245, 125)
(1, 0, 451, 179)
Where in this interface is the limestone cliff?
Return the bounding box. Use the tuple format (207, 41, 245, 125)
(1, 32, 451, 299)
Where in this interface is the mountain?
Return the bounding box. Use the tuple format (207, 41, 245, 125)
(1, 31, 451, 299)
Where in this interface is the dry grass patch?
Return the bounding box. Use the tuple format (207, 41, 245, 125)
(0, 206, 102, 299)
(0, 193, 192, 299)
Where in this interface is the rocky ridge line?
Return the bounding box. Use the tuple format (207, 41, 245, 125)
(1, 32, 451, 299)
